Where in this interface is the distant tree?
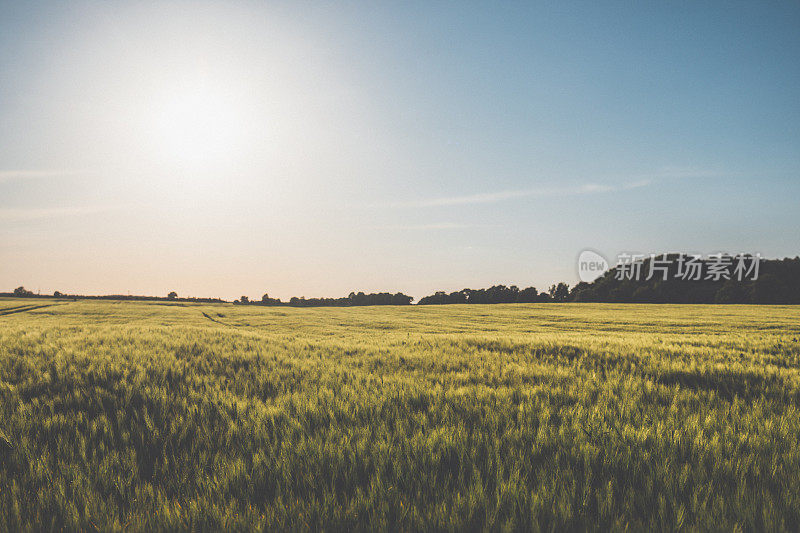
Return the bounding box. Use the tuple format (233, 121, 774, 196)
(517, 286, 539, 303)
(537, 292, 551, 302)
(167, 291, 178, 299)
(750, 274, 786, 304)
(53, 291, 64, 298)
(13, 286, 33, 297)
(572, 288, 597, 302)
(549, 283, 570, 302)
(259, 293, 283, 306)
(447, 291, 467, 304)
(349, 291, 367, 306)
(632, 286, 656, 303)
(240, 295, 249, 304)
(418, 291, 448, 305)
(391, 292, 413, 305)
(569, 282, 594, 302)
(608, 286, 631, 303)
(715, 280, 745, 304)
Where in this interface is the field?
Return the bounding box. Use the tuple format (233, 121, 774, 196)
(1, 299, 799, 531)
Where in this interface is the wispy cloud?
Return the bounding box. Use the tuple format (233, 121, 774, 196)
(0, 205, 120, 222)
(0, 170, 80, 183)
(622, 179, 653, 189)
(388, 167, 718, 208)
(390, 181, 646, 208)
(398, 190, 539, 208)
(374, 222, 495, 230)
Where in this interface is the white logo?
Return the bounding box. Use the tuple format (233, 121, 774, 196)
(577, 249, 609, 283)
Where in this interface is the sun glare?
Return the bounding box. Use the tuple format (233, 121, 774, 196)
(153, 83, 246, 169)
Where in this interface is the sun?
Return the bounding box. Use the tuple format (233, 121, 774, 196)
(152, 82, 246, 170)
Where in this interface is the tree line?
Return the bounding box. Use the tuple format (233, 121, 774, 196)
(417, 256, 800, 305)
(1, 287, 224, 304)
(570, 255, 800, 304)
(417, 283, 569, 304)
(4, 256, 798, 306)
(234, 291, 413, 307)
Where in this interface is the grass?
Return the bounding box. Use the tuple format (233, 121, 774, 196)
(0, 298, 799, 531)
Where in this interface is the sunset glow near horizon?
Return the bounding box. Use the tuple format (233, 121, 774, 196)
(1, 2, 799, 301)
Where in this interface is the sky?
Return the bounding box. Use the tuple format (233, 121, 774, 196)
(1, 1, 799, 301)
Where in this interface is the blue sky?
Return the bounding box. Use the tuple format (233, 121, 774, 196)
(1, 1, 798, 299)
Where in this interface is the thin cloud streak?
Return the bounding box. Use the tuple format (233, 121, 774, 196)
(390, 168, 721, 208)
(392, 181, 647, 208)
(374, 222, 496, 230)
(402, 190, 538, 208)
(622, 179, 653, 189)
(654, 167, 724, 180)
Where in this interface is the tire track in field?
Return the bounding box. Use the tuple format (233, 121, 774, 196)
(201, 311, 236, 327)
(0, 304, 39, 313)
(0, 303, 61, 316)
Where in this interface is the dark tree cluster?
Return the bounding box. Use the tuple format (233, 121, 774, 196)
(416, 256, 800, 305)
(571, 255, 800, 304)
(12, 286, 34, 297)
(0, 287, 225, 304)
(418, 285, 556, 305)
(234, 291, 413, 307)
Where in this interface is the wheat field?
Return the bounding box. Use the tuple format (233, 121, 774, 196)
(0, 298, 799, 531)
